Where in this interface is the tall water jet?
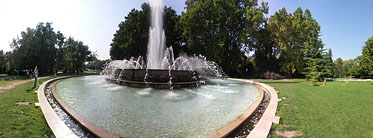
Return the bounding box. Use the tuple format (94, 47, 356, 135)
(147, 0, 166, 69)
(101, 0, 227, 89)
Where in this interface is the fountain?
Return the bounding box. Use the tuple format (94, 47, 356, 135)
(39, 0, 276, 137)
(102, 0, 226, 88)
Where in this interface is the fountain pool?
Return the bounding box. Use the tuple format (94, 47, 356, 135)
(55, 75, 259, 137)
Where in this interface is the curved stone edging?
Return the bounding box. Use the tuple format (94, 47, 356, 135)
(51, 78, 121, 138)
(37, 77, 79, 138)
(205, 80, 265, 138)
(247, 80, 279, 138)
(230, 79, 279, 138)
(39, 77, 278, 138)
(205, 78, 279, 138)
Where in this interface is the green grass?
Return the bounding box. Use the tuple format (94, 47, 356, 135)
(83, 69, 102, 75)
(0, 77, 55, 138)
(0, 76, 30, 86)
(251, 79, 373, 138)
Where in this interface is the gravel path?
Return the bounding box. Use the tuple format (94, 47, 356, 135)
(0, 77, 49, 93)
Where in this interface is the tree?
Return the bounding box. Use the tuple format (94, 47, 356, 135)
(56, 31, 65, 71)
(181, 0, 250, 77)
(302, 38, 332, 82)
(10, 22, 58, 74)
(0, 50, 6, 74)
(110, 3, 182, 60)
(334, 57, 344, 78)
(358, 36, 373, 78)
(269, 8, 321, 77)
(164, 6, 185, 55)
(9, 22, 93, 74)
(110, 3, 150, 60)
(345, 58, 360, 77)
(62, 37, 91, 73)
(245, 1, 279, 76)
(86, 59, 110, 70)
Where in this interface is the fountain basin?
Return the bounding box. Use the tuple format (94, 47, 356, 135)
(110, 69, 200, 89)
(55, 75, 260, 137)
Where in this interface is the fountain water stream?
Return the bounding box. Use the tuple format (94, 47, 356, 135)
(101, 0, 226, 88)
(147, 0, 166, 69)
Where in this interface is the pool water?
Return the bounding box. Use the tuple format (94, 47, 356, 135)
(56, 75, 259, 137)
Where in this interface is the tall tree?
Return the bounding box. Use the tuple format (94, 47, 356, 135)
(245, 1, 279, 75)
(110, 3, 182, 60)
(358, 36, 373, 77)
(269, 8, 321, 77)
(181, 0, 250, 77)
(334, 58, 344, 78)
(9, 22, 93, 74)
(110, 3, 150, 60)
(62, 37, 91, 73)
(164, 6, 185, 55)
(56, 31, 65, 71)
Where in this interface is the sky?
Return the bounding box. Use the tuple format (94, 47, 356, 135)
(0, 0, 372, 60)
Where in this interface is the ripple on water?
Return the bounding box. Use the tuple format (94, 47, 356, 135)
(107, 85, 124, 91)
(203, 84, 228, 89)
(102, 83, 117, 88)
(164, 91, 187, 100)
(88, 79, 107, 85)
(185, 89, 216, 100)
(217, 89, 238, 94)
(136, 88, 152, 95)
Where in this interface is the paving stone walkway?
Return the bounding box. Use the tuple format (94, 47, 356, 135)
(0, 77, 49, 93)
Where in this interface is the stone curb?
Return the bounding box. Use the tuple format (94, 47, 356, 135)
(247, 81, 279, 138)
(220, 79, 279, 138)
(37, 77, 79, 138)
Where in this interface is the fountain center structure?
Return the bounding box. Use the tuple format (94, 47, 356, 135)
(103, 0, 225, 89)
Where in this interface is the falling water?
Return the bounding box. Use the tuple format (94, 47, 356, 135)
(101, 0, 227, 80)
(147, 0, 166, 69)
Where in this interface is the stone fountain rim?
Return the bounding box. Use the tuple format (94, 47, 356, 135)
(42, 76, 277, 137)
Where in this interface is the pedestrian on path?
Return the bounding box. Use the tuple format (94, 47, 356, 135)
(33, 66, 39, 88)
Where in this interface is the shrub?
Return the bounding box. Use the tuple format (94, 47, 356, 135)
(264, 71, 282, 80)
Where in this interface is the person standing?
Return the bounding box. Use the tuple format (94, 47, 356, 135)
(33, 66, 39, 88)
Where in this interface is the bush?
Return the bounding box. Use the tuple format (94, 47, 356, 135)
(264, 71, 282, 80)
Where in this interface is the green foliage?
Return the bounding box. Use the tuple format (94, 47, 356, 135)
(245, 1, 279, 76)
(86, 59, 110, 70)
(60, 37, 91, 73)
(8, 22, 94, 74)
(302, 37, 334, 82)
(358, 36, 373, 78)
(181, 0, 251, 77)
(269, 8, 321, 77)
(109, 1, 338, 79)
(334, 57, 361, 78)
(10, 23, 58, 74)
(110, 3, 183, 60)
(0, 50, 7, 74)
(110, 3, 150, 60)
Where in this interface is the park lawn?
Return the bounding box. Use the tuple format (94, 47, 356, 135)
(251, 79, 373, 138)
(0, 76, 30, 86)
(0, 77, 55, 138)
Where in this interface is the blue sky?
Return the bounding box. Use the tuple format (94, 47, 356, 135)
(0, 0, 372, 60)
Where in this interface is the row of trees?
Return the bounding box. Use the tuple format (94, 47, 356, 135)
(334, 36, 373, 78)
(2, 22, 96, 75)
(110, 0, 334, 80)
